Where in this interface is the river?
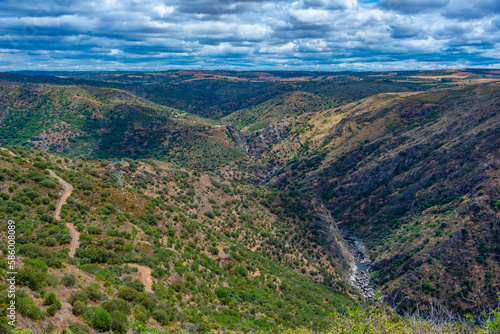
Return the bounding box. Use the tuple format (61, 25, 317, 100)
(341, 230, 377, 300)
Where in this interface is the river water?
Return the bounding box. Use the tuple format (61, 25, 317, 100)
(341, 230, 377, 300)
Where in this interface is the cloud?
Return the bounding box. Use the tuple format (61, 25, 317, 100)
(0, 0, 497, 71)
(378, 0, 449, 13)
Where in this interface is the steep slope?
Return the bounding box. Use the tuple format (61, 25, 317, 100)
(0, 146, 356, 333)
(222, 91, 333, 133)
(264, 82, 500, 312)
(0, 83, 244, 171)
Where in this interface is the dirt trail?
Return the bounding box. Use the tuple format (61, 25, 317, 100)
(48, 170, 80, 258)
(129, 264, 153, 293)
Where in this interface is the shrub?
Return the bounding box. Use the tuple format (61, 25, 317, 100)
(72, 300, 87, 316)
(102, 298, 131, 315)
(117, 286, 139, 302)
(41, 179, 57, 188)
(82, 306, 112, 331)
(17, 266, 47, 291)
(153, 308, 175, 326)
(76, 247, 117, 263)
(67, 322, 91, 334)
(46, 304, 58, 316)
(110, 311, 129, 333)
(79, 179, 94, 191)
(23, 258, 48, 271)
(86, 283, 105, 302)
(62, 274, 77, 287)
(43, 292, 61, 309)
(17, 296, 45, 320)
(133, 304, 150, 323)
(127, 279, 145, 292)
(18, 244, 62, 268)
(69, 291, 89, 305)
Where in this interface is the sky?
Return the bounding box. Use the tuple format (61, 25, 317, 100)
(0, 0, 499, 71)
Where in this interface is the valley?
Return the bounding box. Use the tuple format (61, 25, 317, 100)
(0, 69, 499, 333)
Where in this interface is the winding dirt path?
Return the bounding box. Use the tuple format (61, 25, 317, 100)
(129, 264, 153, 293)
(48, 170, 80, 258)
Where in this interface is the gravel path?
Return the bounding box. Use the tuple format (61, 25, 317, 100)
(49, 170, 80, 258)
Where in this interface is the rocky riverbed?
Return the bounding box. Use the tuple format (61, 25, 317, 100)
(341, 231, 377, 300)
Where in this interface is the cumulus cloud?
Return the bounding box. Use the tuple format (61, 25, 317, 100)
(0, 0, 498, 70)
(378, 0, 450, 13)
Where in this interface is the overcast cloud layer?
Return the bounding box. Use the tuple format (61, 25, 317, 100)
(0, 0, 499, 71)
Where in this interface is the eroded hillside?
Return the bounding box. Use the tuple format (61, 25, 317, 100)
(262, 82, 500, 312)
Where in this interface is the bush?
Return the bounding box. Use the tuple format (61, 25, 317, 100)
(86, 284, 105, 302)
(127, 279, 145, 292)
(43, 292, 61, 309)
(67, 322, 91, 334)
(102, 298, 131, 315)
(72, 300, 87, 316)
(76, 247, 117, 263)
(46, 304, 58, 316)
(78, 179, 94, 191)
(23, 258, 48, 271)
(110, 311, 130, 333)
(82, 306, 112, 331)
(117, 286, 139, 302)
(41, 179, 57, 188)
(17, 296, 45, 320)
(18, 244, 62, 268)
(69, 290, 89, 305)
(17, 266, 47, 290)
(133, 304, 150, 323)
(62, 274, 77, 287)
(153, 308, 175, 326)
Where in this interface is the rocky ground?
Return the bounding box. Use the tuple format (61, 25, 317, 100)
(342, 231, 377, 300)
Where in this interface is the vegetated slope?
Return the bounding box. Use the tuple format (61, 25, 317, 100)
(0, 70, 438, 119)
(263, 82, 500, 312)
(0, 83, 244, 171)
(75, 72, 435, 119)
(0, 146, 356, 333)
(222, 91, 332, 133)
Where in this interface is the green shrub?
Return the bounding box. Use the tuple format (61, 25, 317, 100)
(62, 274, 77, 287)
(117, 286, 139, 301)
(102, 298, 131, 315)
(133, 304, 150, 322)
(79, 179, 94, 191)
(127, 279, 145, 292)
(69, 291, 89, 305)
(41, 179, 57, 188)
(17, 266, 47, 290)
(86, 283, 105, 302)
(67, 322, 91, 334)
(82, 306, 112, 331)
(18, 244, 62, 268)
(23, 258, 48, 271)
(110, 311, 129, 333)
(46, 304, 58, 316)
(72, 301, 87, 316)
(76, 247, 117, 263)
(153, 308, 175, 326)
(43, 292, 61, 309)
(17, 296, 45, 320)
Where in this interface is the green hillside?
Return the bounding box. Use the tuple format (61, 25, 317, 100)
(262, 82, 500, 312)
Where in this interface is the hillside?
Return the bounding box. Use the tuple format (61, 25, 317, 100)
(1, 70, 500, 332)
(0, 146, 357, 333)
(0, 70, 438, 119)
(261, 82, 500, 312)
(0, 83, 244, 171)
